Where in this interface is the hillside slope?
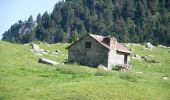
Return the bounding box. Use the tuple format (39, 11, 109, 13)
(0, 41, 170, 99)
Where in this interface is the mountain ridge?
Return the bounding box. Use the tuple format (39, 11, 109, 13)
(2, 0, 170, 45)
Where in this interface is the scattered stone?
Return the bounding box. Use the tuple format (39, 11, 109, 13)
(51, 52, 58, 55)
(136, 72, 143, 74)
(149, 55, 154, 57)
(146, 42, 155, 49)
(34, 53, 42, 56)
(42, 52, 48, 55)
(159, 45, 167, 48)
(31, 43, 40, 50)
(141, 47, 148, 51)
(131, 54, 142, 61)
(98, 64, 108, 70)
(56, 50, 61, 53)
(141, 48, 145, 51)
(47, 44, 51, 47)
(44, 50, 50, 53)
(162, 76, 169, 80)
(130, 48, 134, 52)
(24, 43, 30, 46)
(30, 43, 48, 55)
(124, 43, 130, 47)
(39, 58, 60, 65)
(141, 56, 148, 61)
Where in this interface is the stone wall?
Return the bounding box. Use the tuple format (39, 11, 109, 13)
(68, 35, 109, 67)
(115, 52, 125, 65)
(108, 51, 130, 69)
(108, 49, 117, 69)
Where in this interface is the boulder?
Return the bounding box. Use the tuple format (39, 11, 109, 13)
(146, 42, 155, 49)
(30, 43, 48, 55)
(98, 64, 108, 70)
(141, 56, 148, 61)
(162, 76, 169, 80)
(31, 43, 40, 50)
(132, 54, 142, 61)
(159, 45, 170, 49)
(39, 58, 60, 65)
(159, 45, 167, 48)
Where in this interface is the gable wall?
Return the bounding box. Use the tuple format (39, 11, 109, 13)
(108, 51, 130, 69)
(68, 35, 109, 67)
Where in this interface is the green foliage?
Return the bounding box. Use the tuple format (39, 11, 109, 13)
(69, 32, 79, 43)
(2, 0, 170, 46)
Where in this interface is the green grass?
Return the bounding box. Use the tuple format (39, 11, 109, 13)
(0, 41, 170, 100)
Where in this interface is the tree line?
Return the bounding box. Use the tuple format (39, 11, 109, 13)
(2, 0, 170, 46)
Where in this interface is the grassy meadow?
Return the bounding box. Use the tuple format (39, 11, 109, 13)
(0, 41, 170, 100)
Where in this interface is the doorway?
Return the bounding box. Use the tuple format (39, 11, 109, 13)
(124, 54, 128, 64)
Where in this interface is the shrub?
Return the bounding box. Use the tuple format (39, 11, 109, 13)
(112, 65, 121, 71)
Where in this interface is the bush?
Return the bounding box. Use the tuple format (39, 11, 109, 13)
(112, 65, 121, 71)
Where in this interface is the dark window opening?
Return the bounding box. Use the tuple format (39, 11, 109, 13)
(85, 42, 91, 48)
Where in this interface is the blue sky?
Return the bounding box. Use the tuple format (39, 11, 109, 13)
(0, 0, 60, 39)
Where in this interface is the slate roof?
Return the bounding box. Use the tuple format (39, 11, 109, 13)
(67, 34, 131, 54)
(90, 34, 131, 53)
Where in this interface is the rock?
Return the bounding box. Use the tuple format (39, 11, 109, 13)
(35, 53, 42, 56)
(124, 43, 130, 47)
(141, 47, 147, 51)
(132, 54, 142, 61)
(159, 45, 167, 48)
(31, 43, 40, 50)
(146, 42, 155, 49)
(130, 48, 134, 52)
(42, 52, 48, 55)
(39, 58, 60, 65)
(162, 76, 169, 80)
(149, 55, 154, 57)
(30, 43, 48, 54)
(44, 50, 50, 53)
(47, 44, 51, 47)
(51, 52, 58, 55)
(159, 45, 170, 49)
(56, 50, 61, 53)
(136, 72, 143, 74)
(24, 43, 30, 46)
(141, 56, 148, 61)
(98, 64, 108, 70)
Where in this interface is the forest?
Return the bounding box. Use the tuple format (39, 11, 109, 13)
(2, 0, 170, 46)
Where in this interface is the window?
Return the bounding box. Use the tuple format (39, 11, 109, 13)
(85, 42, 91, 48)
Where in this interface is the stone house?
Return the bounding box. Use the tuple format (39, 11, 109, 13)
(67, 34, 131, 70)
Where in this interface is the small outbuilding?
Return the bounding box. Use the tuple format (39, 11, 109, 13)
(67, 34, 131, 70)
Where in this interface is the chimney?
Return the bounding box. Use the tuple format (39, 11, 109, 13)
(103, 36, 117, 48)
(109, 36, 117, 48)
